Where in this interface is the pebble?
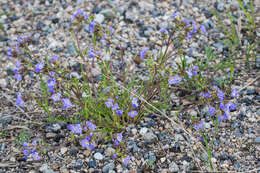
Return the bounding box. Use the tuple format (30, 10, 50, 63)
(60, 147, 68, 155)
(100, 9, 116, 19)
(254, 136, 260, 143)
(39, 164, 55, 173)
(169, 162, 179, 172)
(95, 14, 105, 24)
(46, 133, 56, 138)
(105, 147, 115, 157)
(74, 160, 83, 169)
(0, 79, 7, 88)
(94, 152, 104, 160)
(88, 160, 96, 168)
(143, 132, 158, 143)
(102, 162, 115, 173)
(140, 127, 148, 136)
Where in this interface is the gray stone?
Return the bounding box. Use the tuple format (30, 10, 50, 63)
(105, 147, 115, 157)
(144, 132, 157, 143)
(216, 2, 224, 12)
(39, 164, 55, 173)
(256, 56, 260, 68)
(74, 160, 83, 168)
(67, 44, 75, 55)
(140, 127, 148, 136)
(94, 152, 104, 160)
(254, 136, 260, 143)
(214, 42, 224, 52)
(0, 35, 8, 41)
(169, 162, 179, 172)
(100, 9, 116, 19)
(102, 162, 115, 173)
(95, 14, 105, 24)
(1, 143, 6, 151)
(0, 79, 7, 88)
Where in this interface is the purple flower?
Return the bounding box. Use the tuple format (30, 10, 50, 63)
(7, 48, 12, 57)
(199, 91, 212, 98)
(85, 121, 96, 131)
(51, 92, 61, 102)
(208, 107, 216, 115)
(217, 89, 225, 102)
(105, 98, 114, 108)
(168, 75, 182, 85)
(186, 68, 193, 78)
(112, 153, 117, 159)
(199, 25, 206, 33)
(16, 93, 24, 107)
(131, 97, 139, 109)
(159, 28, 168, 34)
(191, 20, 197, 34)
(50, 71, 58, 78)
(219, 102, 227, 112)
(194, 121, 204, 131)
(193, 66, 198, 76)
(113, 133, 123, 145)
(123, 156, 131, 165)
(182, 19, 191, 28)
(47, 78, 56, 93)
(103, 87, 111, 94)
(63, 98, 72, 109)
(35, 62, 45, 73)
(31, 152, 41, 160)
(89, 21, 96, 34)
(81, 137, 95, 150)
(227, 102, 236, 111)
(16, 60, 22, 69)
(71, 10, 85, 23)
(68, 123, 82, 134)
(51, 55, 59, 62)
(14, 72, 22, 81)
(87, 47, 96, 58)
(223, 112, 229, 120)
(116, 110, 123, 116)
(140, 47, 149, 59)
(172, 12, 178, 19)
(128, 110, 138, 118)
(112, 103, 119, 111)
(109, 26, 114, 36)
(231, 88, 238, 98)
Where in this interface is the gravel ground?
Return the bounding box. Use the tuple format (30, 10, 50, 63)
(0, 0, 259, 172)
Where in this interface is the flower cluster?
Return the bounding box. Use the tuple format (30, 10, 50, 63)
(81, 133, 95, 150)
(112, 133, 123, 146)
(16, 92, 25, 107)
(13, 60, 23, 81)
(22, 141, 41, 160)
(140, 47, 149, 59)
(105, 98, 124, 116)
(71, 10, 88, 23)
(168, 75, 182, 85)
(185, 66, 198, 78)
(68, 123, 82, 135)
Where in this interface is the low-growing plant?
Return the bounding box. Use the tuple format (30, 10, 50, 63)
(6, 4, 253, 171)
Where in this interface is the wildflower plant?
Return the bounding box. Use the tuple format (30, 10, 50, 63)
(7, 5, 250, 170)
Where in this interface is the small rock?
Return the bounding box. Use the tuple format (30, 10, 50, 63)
(144, 132, 157, 143)
(131, 128, 137, 135)
(246, 89, 255, 95)
(0, 79, 7, 88)
(169, 162, 179, 172)
(74, 160, 83, 169)
(140, 127, 148, 136)
(254, 136, 260, 143)
(0, 35, 8, 41)
(95, 14, 105, 24)
(39, 164, 55, 173)
(88, 160, 96, 168)
(46, 133, 56, 138)
(215, 1, 225, 12)
(100, 9, 116, 19)
(60, 147, 68, 155)
(105, 147, 115, 157)
(1, 143, 6, 151)
(102, 162, 115, 173)
(70, 146, 78, 156)
(94, 152, 104, 160)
